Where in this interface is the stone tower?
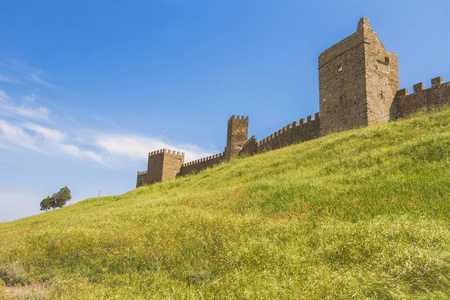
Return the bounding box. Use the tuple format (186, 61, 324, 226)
(318, 17, 399, 134)
(224, 115, 249, 160)
(136, 149, 184, 187)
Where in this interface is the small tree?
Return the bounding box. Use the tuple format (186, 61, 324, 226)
(39, 196, 52, 212)
(40, 186, 72, 212)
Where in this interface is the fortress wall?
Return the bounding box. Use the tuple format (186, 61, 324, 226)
(145, 150, 165, 185)
(239, 136, 258, 156)
(225, 115, 249, 159)
(256, 113, 320, 153)
(179, 152, 225, 176)
(136, 170, 148, 188)
(391, 77, 450, 119)
(136, 19, 449, 189)
(136, 149, 185, 187)
(161, 150, 185, 181)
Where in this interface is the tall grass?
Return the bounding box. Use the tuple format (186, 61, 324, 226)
(0, 108, 449, 299)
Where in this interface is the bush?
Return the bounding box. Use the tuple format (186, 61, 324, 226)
(0, 263, 28, 286)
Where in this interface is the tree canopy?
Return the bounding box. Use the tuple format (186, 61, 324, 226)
(40, 186, 72, 212)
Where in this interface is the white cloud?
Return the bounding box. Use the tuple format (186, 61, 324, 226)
(57, 143, 104, 164)
(22, 94, 36, 103)
(12, 106, 49, 120)
(0, 117, 214, 168)
(0, 90, 11, 101)
(0, 89, 215, 168)
(29, 71, 55, 88)
(0, 119, 46, 153)
(1, 59, 55, 88)
(0, 119, 105, 164)
(0, 90, 49, 121)
(23, 123, 65, 142)
(0, 75, 19, 84)
(95, 135, 168, 160)
(94, 134, 215, 163)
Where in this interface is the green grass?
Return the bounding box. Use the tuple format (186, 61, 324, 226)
(0, 108, 449, 299)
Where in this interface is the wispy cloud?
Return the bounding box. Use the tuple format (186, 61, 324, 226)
(91, 114, 122, 130)
(0, 75, 20, 84)
(0, 90, 49, 121)
(21, 122, 105, 164)
(94, 134, 214, 163)
(0, 59, 55, 88)
(23, 123, 65, 142)
(0, 119, 46, 153)
(29, 71, 55, 88)
(0, 119, 105, 164)
(57, 143, 104, 164)
(0, 89, 215, 168)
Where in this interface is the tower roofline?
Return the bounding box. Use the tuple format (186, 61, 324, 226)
(357, 17, 370, 31)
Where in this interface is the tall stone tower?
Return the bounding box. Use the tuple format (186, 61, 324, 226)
(224, 115, 249, 160)
(318, 17, 399, 134)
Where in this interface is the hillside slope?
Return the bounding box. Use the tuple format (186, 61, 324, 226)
(0, 108, 449, 299)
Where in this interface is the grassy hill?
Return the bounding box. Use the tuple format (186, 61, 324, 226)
(1, 108, 449, 299)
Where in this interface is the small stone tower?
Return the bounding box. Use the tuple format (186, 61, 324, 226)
(136, 149, 184, 187)
(224, 115, 249, 160)
(318, 17, 399, 134)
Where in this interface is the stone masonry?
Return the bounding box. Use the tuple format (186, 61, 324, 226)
(136, 17, 449, 188)
(391, 77, 450, 119)
(318, 17, 399, 134)
(137, 149, 184, 187)
(225, 116, 249, 160)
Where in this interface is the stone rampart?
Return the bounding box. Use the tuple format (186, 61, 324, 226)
(136, 170, 148, 188)
(179, 152, 225, 176)
(256, 113, 320, 152)
(225, 115, 249, 159)
(136, 149, 184, 187)
(239, 136, 258, 157)
(391, 77, 450, 119)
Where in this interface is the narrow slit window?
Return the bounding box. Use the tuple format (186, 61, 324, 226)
(385, 56, 390, 63)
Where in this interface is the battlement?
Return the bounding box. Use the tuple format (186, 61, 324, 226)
(256, 112, 320, 151)
(179, 151, 225, 176)
(149, 149, 185, 157)
(396, 77, 446, 97)
(229, 115, 249, 121)
(225, 114, 249, 160)
(182, 152, 224, 167)
(136, 170, 148, 188)
(392, 76, 450, 119)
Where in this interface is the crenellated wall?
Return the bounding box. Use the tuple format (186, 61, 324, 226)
(137, 115, 249, 186)
(136, 149, 184, 188)
(179, 152, 225, 176)
(391, 77, 450, 119)
(136, 170, 148, 188)
(256, 113, 320, 152)
(136, 18, 450, 188)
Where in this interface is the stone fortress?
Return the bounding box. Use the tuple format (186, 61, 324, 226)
(137, 17, 450, 188)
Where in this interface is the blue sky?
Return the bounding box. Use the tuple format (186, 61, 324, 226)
(1, 0, 449, 222)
